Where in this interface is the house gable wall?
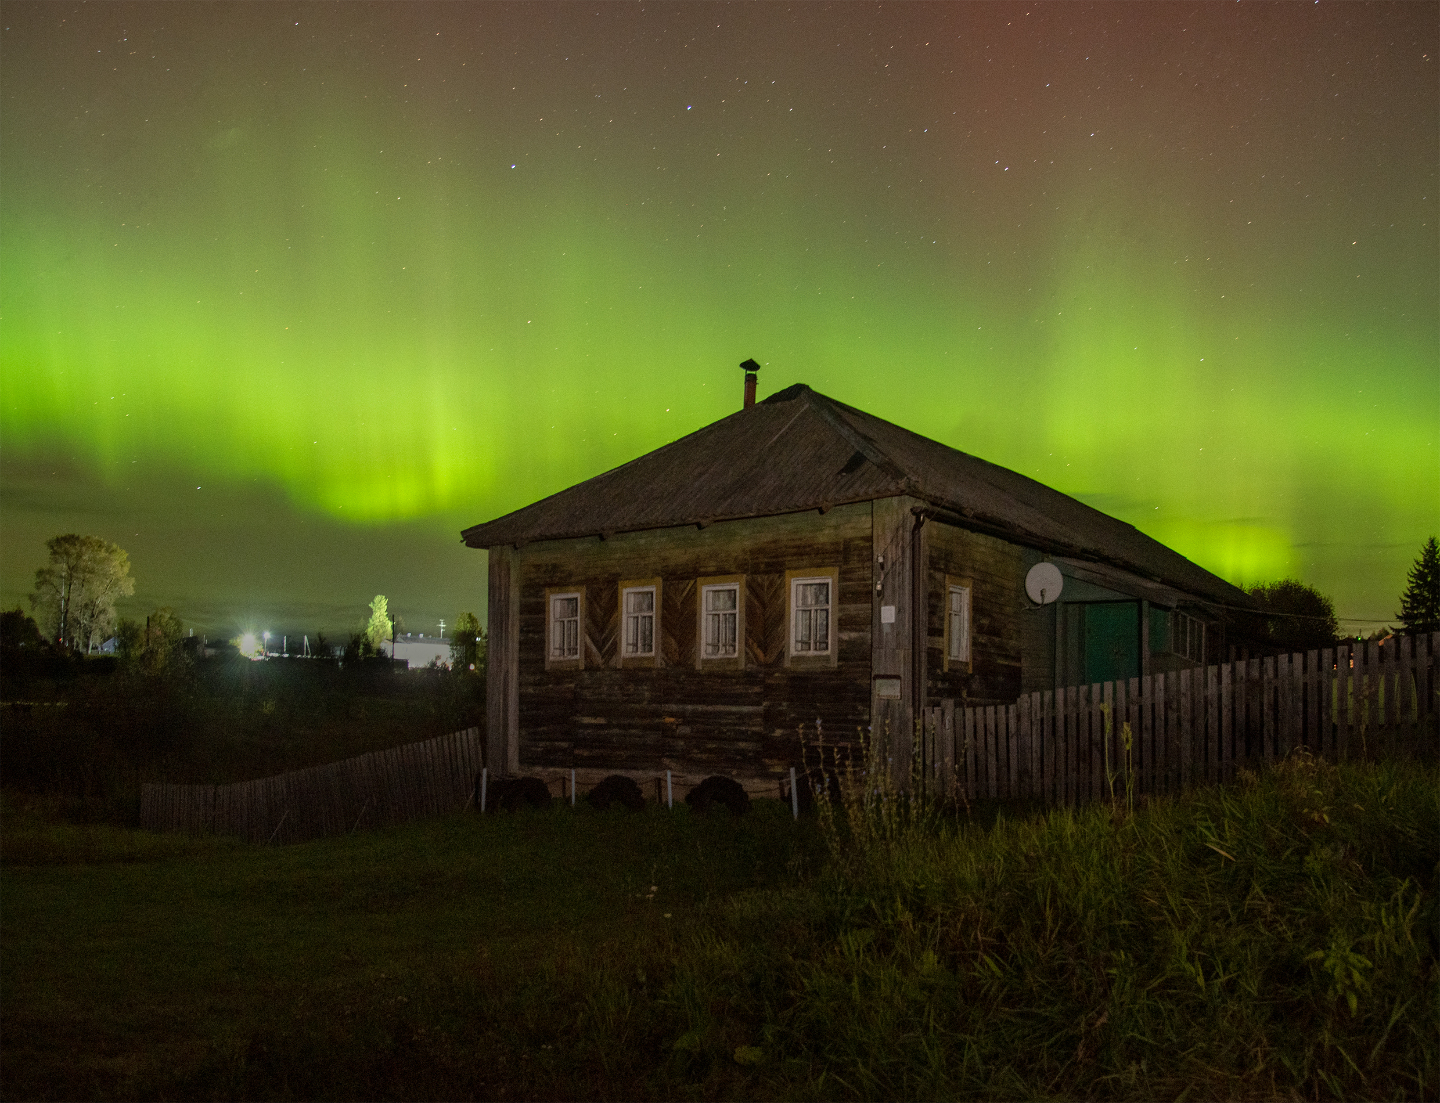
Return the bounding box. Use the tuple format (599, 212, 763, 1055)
(923, 520, 1025, 708)
(507, 502, 874, 781)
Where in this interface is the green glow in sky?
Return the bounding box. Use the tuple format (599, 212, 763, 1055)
(1, 2, 1435, 635)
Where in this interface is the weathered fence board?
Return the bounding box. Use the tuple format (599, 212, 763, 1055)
(141, 726, 484, 843)
(920, 633, 1437, 809)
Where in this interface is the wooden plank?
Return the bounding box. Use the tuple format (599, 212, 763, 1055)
(1177, 669, 1192, 791)
(1317, 647, 1335, 762)
(1332, 643, 1349, 762)
(1084, 683, 1100, 805)
(1148, 674, 1162, 795)
(1272, 652, 1288, 763)
(1402, 634, 1422, 755)
(1098, 680, 1112, 803)
(1353, 640, 1371, 760)
(1122, 676, 1137, 797)
(1391, 636, 1411, 756)
(1209, 665, 1221, 783)
(1101, 681, 1116, 804)
(963, 706, 977, 803)
(1059, 687, 1072, 806)
(983, 705, 998, 800)
(1003, 702, 1016, 799)
(1017, 693, 1033, 799)
(1047, 689, 1061, 804)
(1297, 650, 1312, 761)
(1066, 684, 1081, 806)
(1219, 661, 1234, 781)
(940, 699, 956, 797)
(1260, 655, 1276, 763)
(1296, 650, 1307, 766)
(1382, 636, 1400, 759)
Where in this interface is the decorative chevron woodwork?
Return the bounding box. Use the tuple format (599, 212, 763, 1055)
(746, 573, 786, 666)
(661, 579, 696, 667)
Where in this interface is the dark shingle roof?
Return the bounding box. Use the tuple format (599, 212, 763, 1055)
(461, 383, 1251, 607)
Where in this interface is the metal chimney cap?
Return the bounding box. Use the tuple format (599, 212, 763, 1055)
(740, 358, 760, 372)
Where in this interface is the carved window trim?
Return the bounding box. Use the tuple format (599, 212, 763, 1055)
(545, 586, 585, 671)
(785, 566, 840, 669)
(618, 577, 661, 668)
(696, 573, 745, 671)
(943, 575, 972, 673)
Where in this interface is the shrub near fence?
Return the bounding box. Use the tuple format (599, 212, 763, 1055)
(140, 727, 483, 844)
(919, 632, 1439, 805)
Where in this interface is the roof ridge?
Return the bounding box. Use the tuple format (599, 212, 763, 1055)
(797, 387, 910, 486)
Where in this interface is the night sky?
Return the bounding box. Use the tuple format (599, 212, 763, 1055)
(2, 2, 1435, 643)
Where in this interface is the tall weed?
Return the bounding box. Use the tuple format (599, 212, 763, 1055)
(696, 751, 1438, 1099)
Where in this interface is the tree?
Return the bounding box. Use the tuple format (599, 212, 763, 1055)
(1396, 536, 1440, 634)
(365, 595, 394, 650)
(30, 535, 135, 652)
(0, 606, 47, 652)
(449, 612, 486, 672)
(1246, 579, 1339, 652)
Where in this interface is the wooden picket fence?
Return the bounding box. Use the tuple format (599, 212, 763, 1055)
(140, 726, 484, 844)
(918, 632, 1439, 806)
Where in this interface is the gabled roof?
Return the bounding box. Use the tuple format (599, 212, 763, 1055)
(461, 383, 1251, 608)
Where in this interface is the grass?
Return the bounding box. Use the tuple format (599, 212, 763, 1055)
(2, 756, 1436, 1101)
(2, 654, 485, 823)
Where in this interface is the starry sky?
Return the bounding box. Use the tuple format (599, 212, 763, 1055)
(2, 1, 1435, 643)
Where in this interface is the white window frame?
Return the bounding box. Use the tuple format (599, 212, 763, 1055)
(943, 577, 972, 672)
(785, 567, 839, 667)
(547, 589, 583, 668)
(790, 575, 834, 657)
(621, 583, 657, 659)
(700, 581, 740, 661)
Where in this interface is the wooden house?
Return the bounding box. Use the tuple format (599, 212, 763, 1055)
(462, 370, 1255, 794)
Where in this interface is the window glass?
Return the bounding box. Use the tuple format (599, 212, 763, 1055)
(623, 587, 655, 656)
(551, 594, 580, 659)
(792, 579, 831, 653)
(947, 584, 971, 663)
(702, 584, 738, 658)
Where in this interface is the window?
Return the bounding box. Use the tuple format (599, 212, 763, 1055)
(701, 583, 739, 658)
(548, 590, 581, 665)
(622, 584, 656, 658)
(791, 577, 832, 655)
(944, 578, 971, 671)
(1169, 610, 1205, 663)
(785, 567, 839, 667)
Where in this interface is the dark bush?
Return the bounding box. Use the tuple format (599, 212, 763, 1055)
(483, 776, 553, 813)
(685, 775, 750, 816)
(586, 774, 646, 812)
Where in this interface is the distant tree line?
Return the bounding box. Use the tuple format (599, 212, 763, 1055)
(1242, 536, 1439, 649)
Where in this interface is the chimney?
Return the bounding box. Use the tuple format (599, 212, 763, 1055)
(740, 358, 760, 408)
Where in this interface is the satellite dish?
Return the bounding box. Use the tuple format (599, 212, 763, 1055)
(1025, 562, 1064, 605)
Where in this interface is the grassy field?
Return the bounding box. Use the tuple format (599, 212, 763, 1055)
(2, 653, 485, 823)
(2, 756, 1436, 1101)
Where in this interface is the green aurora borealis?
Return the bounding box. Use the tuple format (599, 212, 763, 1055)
(2, 1, 1436, 639)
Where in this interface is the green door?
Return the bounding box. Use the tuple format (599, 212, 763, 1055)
(1084, 602, 1140, 686)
